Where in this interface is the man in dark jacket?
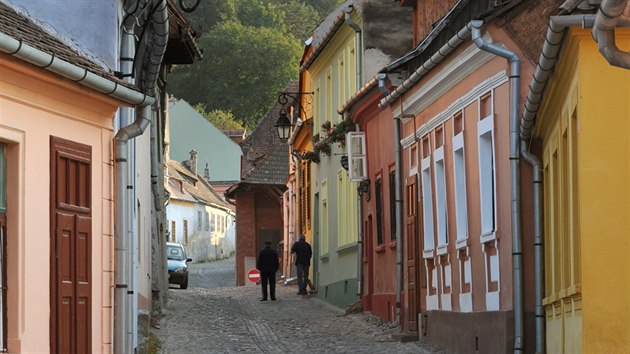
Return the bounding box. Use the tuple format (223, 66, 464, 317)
(291, 234, 312, 295)
(257, 240, 279, 301)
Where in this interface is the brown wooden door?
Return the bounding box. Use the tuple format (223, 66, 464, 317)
(50, 137, 92, 354)
(405, 175, 419, 332)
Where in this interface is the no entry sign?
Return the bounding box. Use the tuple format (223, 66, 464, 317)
(248, 269, 261, 283)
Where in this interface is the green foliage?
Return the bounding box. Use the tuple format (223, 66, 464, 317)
(168, 21, 301, 130)
(194, 104, 244, 131)
(169, 0, 342, 130)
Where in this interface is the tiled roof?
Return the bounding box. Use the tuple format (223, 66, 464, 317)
(0, 2, 137, 90)
(300, 0, 352, 72)
(166, 160, 230, 209)
(238, 81, 297, 186)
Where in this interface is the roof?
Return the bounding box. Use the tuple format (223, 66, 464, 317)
(300, 0, 352, 72)
(0, 1, 137, 91)
(164, 0, 203, 64)
(239, 81, 296, 185)
(166, 160, 230, 210)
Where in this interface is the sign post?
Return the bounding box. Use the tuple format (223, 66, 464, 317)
(247, 269, 261, 283)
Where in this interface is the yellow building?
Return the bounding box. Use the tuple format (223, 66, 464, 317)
(530, 23, 630, 353)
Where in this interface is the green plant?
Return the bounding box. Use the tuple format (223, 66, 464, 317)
(147, 334, 162, 354)
(317, 119, 354, 148)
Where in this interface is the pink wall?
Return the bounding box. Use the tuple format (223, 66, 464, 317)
(1, 57, 119, 353)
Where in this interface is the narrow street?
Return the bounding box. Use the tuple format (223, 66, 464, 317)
(154, 257, 437, 353)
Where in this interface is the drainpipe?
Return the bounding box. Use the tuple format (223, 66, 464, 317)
(378, 73, 403, 328)
(471, 20, 524, 353)
(521, 12, 630, 353)
(344, 5, 363, 86)
(345, 5, 364, 302)
(114, 1, 168, 353)
(593, 0, 630, 68)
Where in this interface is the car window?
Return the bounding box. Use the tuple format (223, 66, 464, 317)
(167, 245, 185, 260)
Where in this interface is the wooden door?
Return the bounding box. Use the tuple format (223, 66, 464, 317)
(50, 137, 92, 354)
(405, 175, 419, 332)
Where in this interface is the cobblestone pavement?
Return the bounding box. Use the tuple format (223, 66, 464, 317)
(155, 257, 437, 353)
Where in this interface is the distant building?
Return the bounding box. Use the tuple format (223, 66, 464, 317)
(165, 153, 235, 264)
(167, 99, 242, 199)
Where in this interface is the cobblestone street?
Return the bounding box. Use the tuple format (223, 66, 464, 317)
(154, 257, 437, 353)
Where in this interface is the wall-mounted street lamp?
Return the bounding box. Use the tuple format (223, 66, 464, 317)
(274, 91, 314, 143)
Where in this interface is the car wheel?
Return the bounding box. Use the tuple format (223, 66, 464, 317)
(180, 276, 188, 289)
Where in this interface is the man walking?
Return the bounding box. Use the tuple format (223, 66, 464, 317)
(257, 240, 279, 301)
(291, 234, 312, 295)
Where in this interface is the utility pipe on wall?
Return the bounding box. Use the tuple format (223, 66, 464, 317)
(344, 5, 363, 87)
(471, 20, 524, 354)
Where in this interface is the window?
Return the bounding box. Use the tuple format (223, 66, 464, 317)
(375, 176, 383, 245)
(338, 170, 347, 246)
(338, 54, 346, 104)
(211, 213, 216, 232)
(171, 221, 176, 243)
(477, 115, 496, 237)
(453, 126, 468, 243)
(434, 146, 447, 247)
(197, 211, 202, 230)
(389, 169, 396, 240)
(421, 155, 434, 251)
(321, 180, 329, 255)
(326, 68, 332, 123)
(205, 211, 209, 231)
(183, 220, 189, 244)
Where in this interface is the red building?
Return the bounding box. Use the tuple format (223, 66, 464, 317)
(225, 83, 296, 286)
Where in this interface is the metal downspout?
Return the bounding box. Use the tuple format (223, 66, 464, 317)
(114, 1, 168, 352)
(471, 20, 524, 353)
(593, 0, 630, 68)
(378, 73, 403, 328)
(345, 5, 364, 301)
(344, 5, 363, 87)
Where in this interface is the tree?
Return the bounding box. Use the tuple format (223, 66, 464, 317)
(193, 104, 244, 131)
(167, 21, 302, 130)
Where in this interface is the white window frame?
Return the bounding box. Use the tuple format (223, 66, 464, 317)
(452, 132, 469, 248)
(421, 155, 435, 255)
(433, 146, 448, 252)
(347, 132, 367, 181)
(477, 113, 497, 242)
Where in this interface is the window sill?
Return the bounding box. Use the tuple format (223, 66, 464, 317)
(337, 242, 358, 255)
(320, 253, 329, 262)
(423, 249, 434, 259)
(480, 231, 496, 244)
(436, 244, 448, 256)
(375, 244, 386, 253)
(388, 241, 397, 250)
(456, 238, 468, 250)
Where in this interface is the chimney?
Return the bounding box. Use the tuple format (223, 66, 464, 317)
(204, 163, 210, 182)
(189, 149, 198, 175)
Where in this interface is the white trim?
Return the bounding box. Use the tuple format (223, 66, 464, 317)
(477, 114, 497, 237)
(421, 156, 434, 252)
(452, 132, 468, 242)
(401, 71, 507, 148)
(393, 35, 496, 120)
(434, 146, 448, 247)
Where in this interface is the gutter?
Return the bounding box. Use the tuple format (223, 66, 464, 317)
(471, 20, 524, 354)
(379, 22, 474, 109)
(0, 33, 152, 106)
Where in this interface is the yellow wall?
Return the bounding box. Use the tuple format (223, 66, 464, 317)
(537, 28, 630, 353)
(577, 29, 630, 353)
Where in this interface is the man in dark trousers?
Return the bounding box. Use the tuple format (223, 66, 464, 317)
(257, 240, 279, 301)
(291, 234, 312, 295)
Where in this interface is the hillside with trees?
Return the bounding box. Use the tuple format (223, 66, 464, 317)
(168, 0, 341, 130)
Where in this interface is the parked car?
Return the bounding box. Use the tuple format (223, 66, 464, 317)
(167, 242, 192, 289)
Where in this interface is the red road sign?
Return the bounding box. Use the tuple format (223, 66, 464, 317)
(248, 269, 261, 283)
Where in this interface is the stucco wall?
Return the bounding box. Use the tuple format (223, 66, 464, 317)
(1, 57, 118, 353)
